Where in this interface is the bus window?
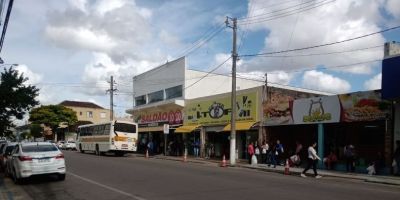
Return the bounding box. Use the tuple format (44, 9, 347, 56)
(104, 124, 111, 135)
(114, 123, 137, 133)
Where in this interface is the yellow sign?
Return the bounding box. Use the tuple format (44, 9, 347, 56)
(184, 92, 258, 126)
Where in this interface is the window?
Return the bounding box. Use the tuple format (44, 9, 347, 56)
(148, 90, 164, 103)
(22, 145, 58, 152)
(114, 123, 137, 133)
(80, 112, 82, 116)
(104, 124, 111, 135)
(100, 112, 106, 119)
(87, 111, 93, 118)
(165, 85, 183, 99)
(135, 95, 146, 106)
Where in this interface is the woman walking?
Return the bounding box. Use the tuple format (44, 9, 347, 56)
(301, 142, 322, 178)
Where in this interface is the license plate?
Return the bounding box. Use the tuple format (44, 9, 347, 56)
(38, 159, 50, 163)
(122, 144, 128, 147)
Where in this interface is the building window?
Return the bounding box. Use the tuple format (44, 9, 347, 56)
(165, 85, 183, 99)
(135, 95, 146, 106)
(100, 112, 106, 119)
(148, 90, 164, 103)
(87, 111, 93, 118)
(79, 112, 82, 116)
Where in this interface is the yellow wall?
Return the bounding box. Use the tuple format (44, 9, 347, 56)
(65, 106, 111, 124)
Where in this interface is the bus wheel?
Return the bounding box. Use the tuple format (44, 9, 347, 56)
(79, 144, 84, 153)
(95, 144, 100, 156)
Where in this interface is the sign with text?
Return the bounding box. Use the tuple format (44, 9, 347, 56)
(184, 92, 258, 126)
(135, 109, 183, 125)
(293, 96, 340, 124)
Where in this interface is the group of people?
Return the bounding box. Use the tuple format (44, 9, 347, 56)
(247, 140, 286, 167)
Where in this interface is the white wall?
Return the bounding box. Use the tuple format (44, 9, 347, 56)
(185, 70, 264, 99)
(133, 57, 186, 98)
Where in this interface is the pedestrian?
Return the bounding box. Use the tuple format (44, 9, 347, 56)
(393, 140, 400, 175)
(254, 141, 260, 163)
(261, 141, 269, 164)
(247, 142, 255, 164)
(147, 140, 154, 156)
(275, 140, 284, 165)
(344, 144, 355, 172)
(193, 139, 200, 157)
(301, 142, 322, 178)
(268, 144, 277, 168)
(323, 150, 338, 170)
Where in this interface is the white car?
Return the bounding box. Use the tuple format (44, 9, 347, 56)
(10, 142, 66, 184)
(57, 141, 65, 149)
(63, 141, 76, 150)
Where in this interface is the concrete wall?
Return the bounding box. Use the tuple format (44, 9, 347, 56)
(66, 106, 110, 124)
(185, 70, 264, 100)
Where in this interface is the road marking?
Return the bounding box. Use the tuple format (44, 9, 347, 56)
(67, 171, 147, 200)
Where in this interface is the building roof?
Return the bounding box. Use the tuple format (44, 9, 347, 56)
(59, 100, 104, 109)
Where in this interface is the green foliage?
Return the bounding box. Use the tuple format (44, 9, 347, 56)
(0, 67, 39, 137)
(29, 105, 78, 131)
(30, 124, 43, 138)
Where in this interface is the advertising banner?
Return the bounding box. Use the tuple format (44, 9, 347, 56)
(184, 92, 258, 126)
(135, 109, 183, 126)
(262, 91, 294, 126)
(339, 91, 391, 122)
(293, 96, 341, 124)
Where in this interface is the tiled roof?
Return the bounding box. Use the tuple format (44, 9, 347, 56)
(59, 100, 104, 109)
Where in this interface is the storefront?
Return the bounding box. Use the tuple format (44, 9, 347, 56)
(135, 106, 183, 155)
(262, 89, 392, 173)
(177, 88, 261, 159)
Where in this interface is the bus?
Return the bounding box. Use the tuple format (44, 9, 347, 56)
(76, 121, 138, 156)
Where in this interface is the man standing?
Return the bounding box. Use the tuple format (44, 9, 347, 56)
(247, 142, 254, 164)
(275, 140, 284, 165)
(301, 142, 322, 178)
(344, 144, 355, 172)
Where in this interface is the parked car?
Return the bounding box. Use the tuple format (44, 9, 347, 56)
(0, 142, 8, 171)
(63, 141, 76, 150)
(0, 142, 17, 173)
(9, 142, 66, 183)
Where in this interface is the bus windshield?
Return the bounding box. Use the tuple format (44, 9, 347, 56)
(114, 123, 136, 133)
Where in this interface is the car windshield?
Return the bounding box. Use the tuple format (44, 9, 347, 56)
(114, 123, 136, 133)
(68, 141, 75, 143)
(22, 145, 58, 152)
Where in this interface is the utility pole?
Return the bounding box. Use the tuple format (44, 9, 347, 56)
(106, 76, 117, 121)
(226, 16, 237, 166)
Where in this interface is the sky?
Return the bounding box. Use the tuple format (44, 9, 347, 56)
(2, 0, 400, 119)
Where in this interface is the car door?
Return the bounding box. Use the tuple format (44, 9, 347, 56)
(10, 145, 20, 174)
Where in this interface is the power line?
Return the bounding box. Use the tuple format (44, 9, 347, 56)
(0, 0, 13, 54)
(238, 0, 335, 25)
(240, 0, 318, 20)
(240, 25, 400, 57)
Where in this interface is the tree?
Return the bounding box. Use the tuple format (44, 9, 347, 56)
(30, 124, 43, 138)
(0, 67, 39, 137)
(29, 105, 78, 139)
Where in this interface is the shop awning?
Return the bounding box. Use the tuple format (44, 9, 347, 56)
(175, 125, 199, 133)
(139, 126, 163, 132)
(223, 122, 257, 131)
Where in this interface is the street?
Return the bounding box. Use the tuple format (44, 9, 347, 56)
(1, 151, 398, 200)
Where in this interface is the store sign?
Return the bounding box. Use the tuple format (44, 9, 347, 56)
(184, 92, 258, 126)
(293, 96, 340, 124)
(263, 91, 295, 126)
(135, 110, 183, 125)
(339, 90, 391, 122)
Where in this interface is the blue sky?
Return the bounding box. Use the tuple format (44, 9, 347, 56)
(2, 0, 400, 118)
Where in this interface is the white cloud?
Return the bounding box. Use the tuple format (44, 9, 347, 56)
(237, 70, 294, 85)
(302, 70, 351, 94)
(159, 30, 182, 48)
(242, 0, 385, 75)
(364, 73, 381, 90)
(15, 65, 43, 85)
(386, 0, 400, 19)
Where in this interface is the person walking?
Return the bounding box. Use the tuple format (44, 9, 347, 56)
(193, 139, 200, 157)
(261, 141, 269, 164)
(247, 142, 255, 164)
(344, 144, 355, 172)
(275, 140, 284, 165)
(301, 142, 322, 178)
(254, 141, 260, 163)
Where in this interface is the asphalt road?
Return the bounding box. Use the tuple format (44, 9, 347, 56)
(5, 151, 400, 200)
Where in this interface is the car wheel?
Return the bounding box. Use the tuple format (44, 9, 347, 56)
(13, 169, 22, 184)
(95, 144, 100, 156)
(79, 144, 84, 153)
(58, 174, 66, 181)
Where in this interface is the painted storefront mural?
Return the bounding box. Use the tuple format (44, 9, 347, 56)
(262, 88, 316, 126)
(184, 92, 258, 126)
(262, 90, 390, 125)
(339, 91, 391, 122)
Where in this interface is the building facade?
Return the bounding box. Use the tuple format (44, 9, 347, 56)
(59, 100, 111, 124)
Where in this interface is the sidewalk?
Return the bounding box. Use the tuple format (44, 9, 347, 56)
(133, 154, 400, 186)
